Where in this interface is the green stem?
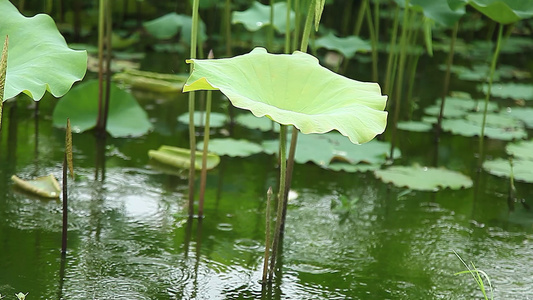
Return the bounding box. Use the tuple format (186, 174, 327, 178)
(353, 0, 367, 37)
(101, 0, 112, 134)
(268, 0, 274, 50)
(224, 0, 232, 56)
(96, 0, 105, 134)
(389, 0, 410, 160)
(300, 0, 315, 52)
(198, 90, 212, 218)
(268, 124, 287, 282)
(285, 0, 292, 53)
(292, 0, 300, 51)
(364, 1, 378, 82)
(188, 0, 200, 217)
(384, 4, 400, 97)
(479, 23, 503, 165)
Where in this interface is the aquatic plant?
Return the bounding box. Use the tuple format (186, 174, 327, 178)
(454, 250, 494, 300)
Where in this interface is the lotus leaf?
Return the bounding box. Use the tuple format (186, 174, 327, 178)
(465, 112, 521, 128)
(113, 69, 187, 93)
(397, 121, 433, 132)
(466, 0, 533, 24)
(424, 104, 469, 118)
(433, 96, 499, 112)
(480, 83, 533, 101)
(235, 113, 279, 132)
(148, 145, 220, 170)
(232, 2, 295, 33)
(374, 165, 473, 191)
(326, 163, 380, 173)
(183, 47, 388, 145)
(506, 140, 533, 161)
(177, 111, 227, 128)
(483, 158, 533, 183)
(143, 13, 206, 44)
(1, 0, 87, 100)
(507, 107, 533, 128)
(408, 0, 465, 27)
(441, 118, 526, 140)
(11, 174, 61, 198)
(52, 80, 153, 137)
(314, 32, 371, 59)
(197, 138, 263, 157)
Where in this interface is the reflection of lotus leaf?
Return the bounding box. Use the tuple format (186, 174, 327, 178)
(1, 0, 87, 100)
(184, 47, 388, 145)
(374, 165, 473, 191)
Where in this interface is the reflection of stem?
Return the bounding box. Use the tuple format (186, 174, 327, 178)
(224, 0, 232, 56)
(198, 90, 212, 218)
(188, 0, 200, 217)
(479, 23, 503, 166)
(262, 187, 273, 283)
(268, 125, 287, 281)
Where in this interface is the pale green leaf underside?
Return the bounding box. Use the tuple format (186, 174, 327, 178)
(1, 0, 87, 100)
(148, 145, 220, 170)
(183, 47, 388, 145)
(374, 165, 473, 191)
(11, 174, 61, 198)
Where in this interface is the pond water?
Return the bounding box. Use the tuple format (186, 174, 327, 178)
(2, 3, 533, 299)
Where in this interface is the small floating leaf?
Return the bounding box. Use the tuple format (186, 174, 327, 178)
(235, 113, 279, 132)
(506, 140, 533, 161)
(314, 32, 371, 59)
(507, 107, 533, 128)
(397, 121, 433, 132)
(197, 138, 263, 157)
(148, 145, 220, 170)
(480, 83, 533, 101)
(232, 1, 295, 33)
(177, 111, 227, 128)
(374, 165, 473, 191)
(11, 174, 61, 198)
(441, 117, 526, 141)
(483, 158, 533, 183)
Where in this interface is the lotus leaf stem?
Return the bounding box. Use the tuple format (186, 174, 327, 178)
(188, 0, 200, 217)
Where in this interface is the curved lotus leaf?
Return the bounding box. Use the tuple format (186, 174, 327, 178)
(177, 111, 227, 128)
(374, 165, 473, 191)
(183, 47, 388, 145)
(11, 174, 61, 198)
(232, 1, 295, 33)
(409, 0, 465, 27)
(314, 33, 371, 59)
(148, 145, 220, 170)
(483, 158, 533, 183)
(1, 0, 87, 100)
(467, 0, 533, 24)
(197, 138, 263, 157)
(506, 140, 533, 161)
(52, 80, 153, 137)
(143, 13, 207, 44)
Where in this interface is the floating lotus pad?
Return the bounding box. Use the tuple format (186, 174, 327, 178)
(11, 174, 61, 198)
(148, 145, 220, 170)
(143, 12, 206, 44)
(441, 116, 526, 141)
(183, 47, 388, 145)
(1, 0, 87, 100)
(235, 113, 279, 132)
(507, 107, 533, 128)
(506, 140, 533, 161)
(52, 80, 153, 137)
(197, 138, 263, 157)
(314, 32, 371, 59)
(113, 69, 187, 93)
(232, 1, 295, 33)
(397, 121, 433, 132)
(483, 158, 533, 183)
(374, 165, 473, 191)
(177, 111, 227, 128)
(480, 83, 533, 101)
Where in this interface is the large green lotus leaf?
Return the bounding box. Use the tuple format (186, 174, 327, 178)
(148, 145, 220, 170)
(441, 118, 526, 140)
(52, 80, 153, 137)
(177, 111, 227, 128)
(467, 0, 533, 24)
(232, 1, 295, 33)
(143, 13, 207, 44)
(483, 158, 533, 183)
(506, 140, 533, 161)
(183, 47, 388, 145)
(374, 165, 473, 191)
(314, 32, 371, 59)
(1, 0, 87, 100)
(197, 138, 263, 157)
(480, 83, 533, 101)
(11, 174, 61, 198)
(507, 107, 533, 128)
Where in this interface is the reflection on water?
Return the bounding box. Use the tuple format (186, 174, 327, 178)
(0, 93, 532, 300)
